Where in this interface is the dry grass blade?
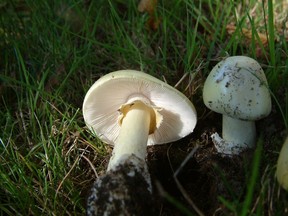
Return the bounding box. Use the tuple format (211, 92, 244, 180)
(173, 145, 204, 216)
(174, 72, 189, 89)
(56, 156, 80, 197)
(167, 144, 205, 216)
(81, 154, 99, 178)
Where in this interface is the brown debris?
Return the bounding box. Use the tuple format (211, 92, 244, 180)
(138, 0, 161, 31)
(226, 24, 269, 46)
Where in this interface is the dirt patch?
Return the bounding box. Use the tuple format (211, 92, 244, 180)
(147, 97, 287, 215)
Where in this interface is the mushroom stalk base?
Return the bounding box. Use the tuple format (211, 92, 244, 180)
(107, 102, 151, 171)
(87, 155, 154, 216)
(211, 115, 256, 156)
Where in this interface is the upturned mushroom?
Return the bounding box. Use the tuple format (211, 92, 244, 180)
(276, 136, 288, 191)
(203, 56, 271, 156)
(83, 70, 197, 215)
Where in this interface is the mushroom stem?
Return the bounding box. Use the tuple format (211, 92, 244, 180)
(222, 115, 256, 148)
(107, 101, 151, 171)
(211, 115, 256, 155)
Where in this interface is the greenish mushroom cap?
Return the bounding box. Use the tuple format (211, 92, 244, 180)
(203, 56, 271, 121)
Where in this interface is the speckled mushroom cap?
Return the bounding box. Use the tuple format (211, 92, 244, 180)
(83, 70, 197, 146)
(203, 56, 271, 120)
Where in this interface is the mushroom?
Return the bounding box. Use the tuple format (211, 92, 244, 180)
(203, 56, 271, 156)
(276, 136, 288, 190)
(83, 70, 197, 215)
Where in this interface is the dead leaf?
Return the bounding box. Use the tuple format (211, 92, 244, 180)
(226, 24, 270, 58)
(147, 16, 161, 31)
(226, 24, 268, 46)
(138, 0, 160, 31)
(138, 0, 157, 14)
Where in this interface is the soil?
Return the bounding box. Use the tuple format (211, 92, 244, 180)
(87, 155, 156, 216)
(146, 96, 287, 215)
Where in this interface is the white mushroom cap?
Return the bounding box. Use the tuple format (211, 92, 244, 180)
(203, 56, 271, 120)
(83, 70, 197, 146)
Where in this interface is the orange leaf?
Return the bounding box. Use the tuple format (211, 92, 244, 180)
(138, 0, 158, 14)
(226, 24, 268, 46)
(138, 0, 160, 31)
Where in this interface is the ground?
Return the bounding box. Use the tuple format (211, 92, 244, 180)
(146, 108, 286, 215)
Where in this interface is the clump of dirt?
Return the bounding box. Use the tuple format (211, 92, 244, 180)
(87, 155, 156, 216)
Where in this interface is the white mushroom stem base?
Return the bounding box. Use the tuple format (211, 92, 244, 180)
(211, 115, 256, 156)
(87, 155, 154, 216)
(107, 101, 152, 171)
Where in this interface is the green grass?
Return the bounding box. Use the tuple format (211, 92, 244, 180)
(1, 0, 288, 215)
